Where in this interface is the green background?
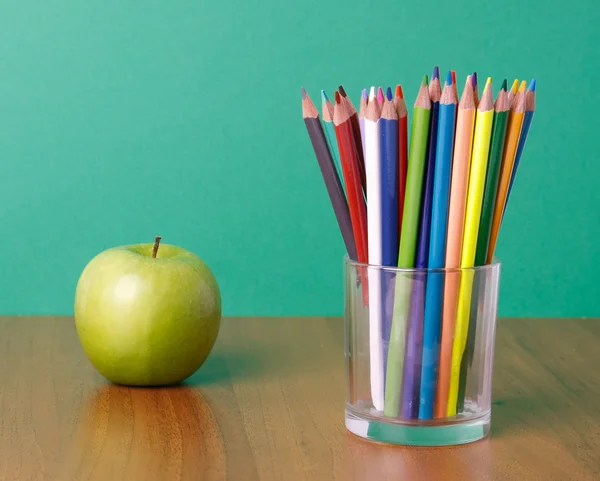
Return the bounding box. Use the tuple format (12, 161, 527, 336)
(0, 0, 597, 317)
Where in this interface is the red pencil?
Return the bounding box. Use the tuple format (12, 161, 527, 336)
(334, 92, 369, 264)
(339, 86, 367, 198)
(394, 85, 408, 243)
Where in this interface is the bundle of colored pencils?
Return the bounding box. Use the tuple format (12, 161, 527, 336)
(301, 68, 536, 419)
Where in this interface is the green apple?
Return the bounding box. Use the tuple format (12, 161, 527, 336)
(74, 238, 221, 386)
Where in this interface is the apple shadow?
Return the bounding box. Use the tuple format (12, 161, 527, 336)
(184, 342, 300, 386)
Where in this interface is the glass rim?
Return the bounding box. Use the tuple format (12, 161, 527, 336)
(343, 255, 501, 274)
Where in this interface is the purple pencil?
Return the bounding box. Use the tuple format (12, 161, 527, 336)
(400, 67, 441, 419)
(301, 88, 358, 260)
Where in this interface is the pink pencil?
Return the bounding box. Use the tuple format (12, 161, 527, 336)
(435, 75, 476, 418)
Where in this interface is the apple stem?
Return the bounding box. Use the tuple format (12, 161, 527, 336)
(152, 236, 162, 258)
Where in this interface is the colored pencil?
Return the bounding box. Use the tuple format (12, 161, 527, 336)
(394, 85, 408, 243)
(321, 91, 345, 192)
(377, 87, 384, 105)
(380, 89, 399, 267)
(301, 88, 357, 260)
(507, 79, 519, 107)
(384, 76, 431, 417)
(435, 76, 476, 418)
(474, 81, 510, 267)
(333, 92, 369, 264)
(485, 82, 527, 263)
(400, 67, 440, 419)
(472, 72, 479, 106)
(339, 86, 367, 198)
(451, 70, 458, 103)
(419, 72, 457, 419)
(447, 79, 495, 416)
(505, 79, 536, 212)
(365, 91, 384, 411)
(359, 89, 368, 161)
(454, 81, 510, 412)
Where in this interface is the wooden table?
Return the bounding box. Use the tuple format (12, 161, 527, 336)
(1, 317, 599, 480)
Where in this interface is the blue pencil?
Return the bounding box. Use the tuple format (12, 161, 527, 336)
(400, 67, 440, 419)
(379, 88, 399, 361)
(419, 72, 458, 419)
(380, 88, 399, 267)
(504, 79, 536, 214)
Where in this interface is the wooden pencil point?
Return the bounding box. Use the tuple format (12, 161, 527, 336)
(365, 95, 381, 121)
(302, 92, 319, 119)
(459, 76, 475, 110)
(380, 98, 398, 120)
(333, 97, 350, 125)
(440, 81, 457, 105)
(494, 88, 509, 112)
(338, 85, 348, 98)
(479, 81, 494, 111)
(415, 82, 432, 109)
(428, 76, 442, 103)
(301, 87, 307, 100)
(501, 79, 507, 91)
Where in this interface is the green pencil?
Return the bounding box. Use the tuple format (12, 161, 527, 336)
(321, 91, 345, 192)
(384, 76, 432, 417)
(474, 80, 510, 266)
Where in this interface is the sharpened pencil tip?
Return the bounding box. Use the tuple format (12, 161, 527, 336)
(472, 73, 477, 88)
(423, 75, 429, 86)
(519, 80, 526, 92)
(361, 88, 368, 100)
(432, 66, 439, 80)
(301, 87, 307, 100)
(369, 86, 376, 101)
(451, 70, 456, 85)
(529, 78, 536, 92)
(338, 85, 348, 98)
(395, 84, 404, 99)
(446, 70, 453, 85)
(321, 90, 329, 104)
(377, 87, 384, 104)
(511, 79, 519, 94)
(501, 79, 507, 91)
(486, 77, 492, 87)
(334, 91, 341, 104)
(386, 86, 393, 101)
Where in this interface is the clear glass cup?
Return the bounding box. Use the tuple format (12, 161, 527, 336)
(344, 256, 501, 446)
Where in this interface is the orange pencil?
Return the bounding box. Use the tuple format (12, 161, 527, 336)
(333, 92, 369, 265)
(507, 79, 519, 107)
(486, 81, 527, 263)
(435, 76, 476, 418)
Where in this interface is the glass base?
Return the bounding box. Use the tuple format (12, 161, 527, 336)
(345, 406, 491, 446)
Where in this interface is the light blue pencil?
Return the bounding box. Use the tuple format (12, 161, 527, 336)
(419, 72, 457, 419)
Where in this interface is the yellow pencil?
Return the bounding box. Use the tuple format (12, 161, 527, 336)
(447, 78, 495, 416)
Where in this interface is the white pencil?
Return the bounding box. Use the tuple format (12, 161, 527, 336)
(365, 87, 384, 411)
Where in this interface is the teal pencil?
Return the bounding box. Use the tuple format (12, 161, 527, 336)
(321, 91, 345, 192)
(384, 76, 432, 417)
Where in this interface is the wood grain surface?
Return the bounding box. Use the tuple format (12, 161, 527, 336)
(0, 317, 599, 480)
